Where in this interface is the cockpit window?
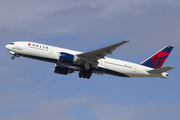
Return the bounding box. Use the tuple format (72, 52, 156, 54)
(9, 43, 14, 45)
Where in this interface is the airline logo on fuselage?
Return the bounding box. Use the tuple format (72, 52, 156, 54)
(28, 43, 48, 49)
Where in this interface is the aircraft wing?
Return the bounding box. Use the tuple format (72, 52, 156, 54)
(77, 41, 130, 62)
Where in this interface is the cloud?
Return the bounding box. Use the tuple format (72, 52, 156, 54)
(27, 4, 103, 34)
(89, 103, 180, 120)
(1, 98, 180, 120)
(1, 0, 180, 52)
(1, 1, 180, 120)
(0, 91, 44, 113)
(0, 97, 103, 120)
(68, 3, 180, 56)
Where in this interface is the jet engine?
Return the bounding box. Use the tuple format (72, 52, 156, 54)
(58, 52, 78, 64)
(53, 64, 73, 75)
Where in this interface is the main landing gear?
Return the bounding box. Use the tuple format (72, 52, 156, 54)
(79, 68, 92, 79)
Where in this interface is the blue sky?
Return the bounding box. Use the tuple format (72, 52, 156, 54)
(0, 0, 180, 120)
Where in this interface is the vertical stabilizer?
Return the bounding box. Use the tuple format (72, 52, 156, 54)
(141, 46, 173, 69)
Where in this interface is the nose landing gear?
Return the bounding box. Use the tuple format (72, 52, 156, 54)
(11, 56, 15, 60)
(10, 53, 20, 60)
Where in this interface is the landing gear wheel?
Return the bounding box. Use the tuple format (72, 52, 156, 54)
(11, 56, 15, 60)
(79, 68, 92, 79)
(86, 70, 92, 79)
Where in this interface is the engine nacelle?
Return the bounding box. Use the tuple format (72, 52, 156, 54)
(58, 52, 77, 64)
(53, 64, 73, 75)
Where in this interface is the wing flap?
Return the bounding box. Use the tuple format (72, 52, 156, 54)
(147, 66, 175, 73)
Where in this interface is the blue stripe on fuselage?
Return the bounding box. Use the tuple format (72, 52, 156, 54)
(19, 54, 58, 63)
(19, 54, 130, 77)
(94, 67, 130, 77)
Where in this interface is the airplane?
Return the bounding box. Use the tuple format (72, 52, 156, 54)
(5, 41, 174, 79)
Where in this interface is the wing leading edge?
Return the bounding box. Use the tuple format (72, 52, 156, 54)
(77, 41, 130, 62)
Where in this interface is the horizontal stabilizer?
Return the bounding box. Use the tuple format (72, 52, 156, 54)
(147, 66, 175, 73)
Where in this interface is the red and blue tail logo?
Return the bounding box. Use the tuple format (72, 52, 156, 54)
(141, 46, 173, 69)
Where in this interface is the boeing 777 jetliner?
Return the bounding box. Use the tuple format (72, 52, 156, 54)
(5, 41, 174, 79)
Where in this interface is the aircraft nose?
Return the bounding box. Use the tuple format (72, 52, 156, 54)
(5, 44, 10, 50)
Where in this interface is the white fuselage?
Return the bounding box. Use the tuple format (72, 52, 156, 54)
(5, 41, 168, 78)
